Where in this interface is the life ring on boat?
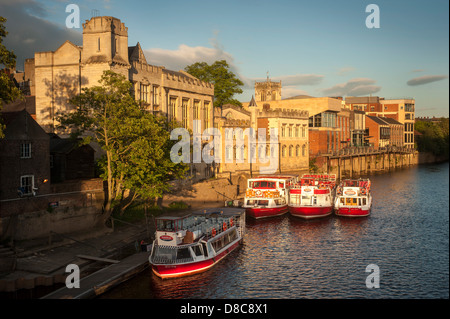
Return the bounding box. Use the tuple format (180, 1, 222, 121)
(223, 222, 227, 231)
(212, 228, 217, 237)
(361, 188, 367, 195)
(230, 219, 234, 227)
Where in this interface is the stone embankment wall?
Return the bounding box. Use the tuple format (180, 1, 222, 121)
(163, 174, 251, 209)
(315, 151, 447, 178)
(0, 179, 104, 241)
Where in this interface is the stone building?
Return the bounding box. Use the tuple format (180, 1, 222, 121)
(30, 16, 214, 135)
(24, 16, 215, 180)
(215, 99, 309, 176)
(255, 77, 282, 102)
(242, 82, 343, 157)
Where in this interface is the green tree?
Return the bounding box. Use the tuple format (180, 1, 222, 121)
(0, 16, 23, 138)
(184, 60, 244, 107)
(58, 70, 188, 220)
(415, 118, 449, 157)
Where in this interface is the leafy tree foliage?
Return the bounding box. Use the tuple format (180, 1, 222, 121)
(0, 16, 23, 138)
(184, 60, 244, 107)
(415, 118, 449, 157)
(58, 70, 188, 219)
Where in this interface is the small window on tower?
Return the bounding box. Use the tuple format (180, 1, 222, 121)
(98, 38, 100, 51)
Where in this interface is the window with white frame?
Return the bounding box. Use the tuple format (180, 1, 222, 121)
(20, 175, 34, 195)
(21, 142, 31, 158)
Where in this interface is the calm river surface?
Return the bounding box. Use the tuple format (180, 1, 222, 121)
(101, 162, 449, 299)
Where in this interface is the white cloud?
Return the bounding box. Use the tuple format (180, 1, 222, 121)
(322, 78, 381, 97)
(281, 86, 311, 99)
(144, 44, 234, 72)
(337, 66, 356, 76)
(0, 0, 82, 69)
(407, 75, 448, 86)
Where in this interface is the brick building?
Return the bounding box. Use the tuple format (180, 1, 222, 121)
(49, 135, 95, 183)
(345, 96, 415, 150)
(0, 110, 51, 201)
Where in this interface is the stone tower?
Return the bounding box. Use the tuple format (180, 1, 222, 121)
(255, 75, 282, 102)
(81, 16, 130, 86)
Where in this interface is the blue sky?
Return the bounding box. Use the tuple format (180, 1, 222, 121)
(1, 0, 448, 116)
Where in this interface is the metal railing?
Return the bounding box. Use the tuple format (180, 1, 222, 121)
(318, 145, 415, 157)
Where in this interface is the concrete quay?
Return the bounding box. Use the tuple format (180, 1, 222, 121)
(0, 222, 150, 297)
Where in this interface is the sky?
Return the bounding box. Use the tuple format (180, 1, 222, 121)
(1, 0, 448, 117)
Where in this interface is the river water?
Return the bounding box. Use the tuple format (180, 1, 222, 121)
(100, 162, 449, 299)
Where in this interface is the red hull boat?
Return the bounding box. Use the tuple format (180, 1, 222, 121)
(288, 205, 333, 219)
(149, 208, 245, 279)
(334, 179, 372, 217)
(245, 205, 289, 219)
(243, 175, 297, 219)
(288, 174, 336, 219)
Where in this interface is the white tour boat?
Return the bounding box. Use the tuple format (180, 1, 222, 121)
(243, 175, 297, 219)
(334, 178, 372, 217)
(149, 208, 245, 279)
(288, 174, 337, 219)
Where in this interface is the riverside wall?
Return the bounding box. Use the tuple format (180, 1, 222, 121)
(0, 179, 105, 242)
(315, 150, 447, 178)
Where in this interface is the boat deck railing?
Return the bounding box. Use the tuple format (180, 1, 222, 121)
(151, 256, 195, 265)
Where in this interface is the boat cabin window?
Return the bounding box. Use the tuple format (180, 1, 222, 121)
(274, 198, 285, 205)
(211, 229, 237, 253)
(176, 247, 192, 260)
(251, 181, 276, 188)
(247, 199, 272, 206)
(301, 195, 317, 206)
(192, 245, 204, 257)
(202, 243, 209, 257)
(344, 198, 358, 206)
(362, 198, 366, 206)
(258, 200, 269, 206)
(157, 219, 175, 231)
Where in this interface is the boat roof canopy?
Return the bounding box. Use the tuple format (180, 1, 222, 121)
(156, 208, 245, 221)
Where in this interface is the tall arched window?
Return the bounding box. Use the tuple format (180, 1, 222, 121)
(289, 145, 293, 157)
(302, 144, 307, 156)
(296, 145, 300, 157)
(282, 145, 287, 157)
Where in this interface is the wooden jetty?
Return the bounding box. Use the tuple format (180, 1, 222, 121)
(41, 252, 150, 299)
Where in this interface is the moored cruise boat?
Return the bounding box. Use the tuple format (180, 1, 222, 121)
(334, 179, 372, 217)
(288, 174, 337, 219)
(149, 208, 245, 279)
(243, 175, 297, 219)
